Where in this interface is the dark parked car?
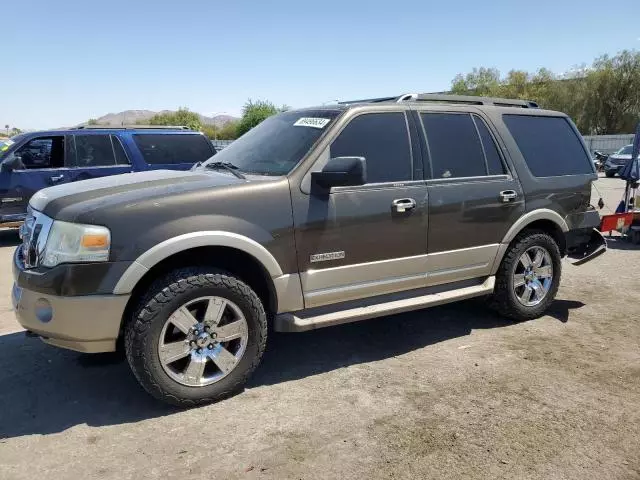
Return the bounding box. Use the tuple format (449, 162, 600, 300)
(13, 94, 606, 406)
(0, 126, 215, 225)
(604, 144, 640, 177)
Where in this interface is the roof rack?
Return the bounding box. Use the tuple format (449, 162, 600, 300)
(411, 94, 538, 108)
(76, 125, 192, 130)
(338, 93, 538, 108)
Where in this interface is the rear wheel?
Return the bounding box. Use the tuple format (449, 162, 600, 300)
(490, 231, 561, 321)
(125, 268, 267, 407)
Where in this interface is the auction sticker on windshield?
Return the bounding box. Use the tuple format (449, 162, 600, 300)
(294, 117, 331, 129)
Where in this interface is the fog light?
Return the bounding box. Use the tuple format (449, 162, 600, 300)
(34, 298, 52, 323)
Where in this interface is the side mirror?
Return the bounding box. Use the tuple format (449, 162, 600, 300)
(1, 155, 22, 172)
(311, 156, 366, 190)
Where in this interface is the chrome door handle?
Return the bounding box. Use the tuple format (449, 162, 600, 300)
(392, 198, 417, 213)
(50, 175, 65, 183)
(499, 190, 517, 203)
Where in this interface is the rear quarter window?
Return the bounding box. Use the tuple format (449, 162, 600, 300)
(502, 115, 593, 177)
(133, 134, 213, 165)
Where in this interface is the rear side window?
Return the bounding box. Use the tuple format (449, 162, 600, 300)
(330, 112, 412, 184)
(75, 134, 117, 167)
(473, 116, 505, 175)
(133, 134, 213, 165)
(421, 113, 486, 179)
(111, 135, 130, 165)
(503, 115, 593, 177)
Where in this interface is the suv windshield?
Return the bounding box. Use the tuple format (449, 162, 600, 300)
(616, 145, 633, 155)
(0, 134, 26, 158)
(200, 109, 341, 176)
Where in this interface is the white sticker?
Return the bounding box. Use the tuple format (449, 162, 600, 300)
(294, 117, 331, 129)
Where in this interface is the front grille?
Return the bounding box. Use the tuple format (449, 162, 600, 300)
(19, 207, 53, 269)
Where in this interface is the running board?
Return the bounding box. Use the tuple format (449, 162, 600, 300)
(274, 276, 495, 332)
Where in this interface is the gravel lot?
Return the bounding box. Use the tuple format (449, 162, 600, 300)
(0, 176, 638, 480)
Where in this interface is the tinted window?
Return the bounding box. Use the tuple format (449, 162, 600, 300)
(134, 134, 213, 165)
(12, 136, 65, 169)
(111, 135, 130, 165)
(421, 113, 486, 179)
(473, 116, 505, 175)
(75, 134, 116, 167)
(503, 115, 593, 176)
(330, 113, 411, 183)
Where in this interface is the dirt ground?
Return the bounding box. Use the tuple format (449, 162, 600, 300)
(0, 176, 638, 480)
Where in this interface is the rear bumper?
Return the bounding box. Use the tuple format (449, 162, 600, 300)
(565, 228, 607, 266)
(12, 283, 130, 353)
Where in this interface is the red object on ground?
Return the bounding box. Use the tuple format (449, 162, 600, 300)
(600, 213, 633, 233)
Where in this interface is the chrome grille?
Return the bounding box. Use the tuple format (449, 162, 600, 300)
(19, 207, 53, 269)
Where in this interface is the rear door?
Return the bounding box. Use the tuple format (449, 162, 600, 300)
(131, 133, 215, 171)
(69, 133, 131, 181)
(415, 110, 525, 285)
(0, 135, 72, 219)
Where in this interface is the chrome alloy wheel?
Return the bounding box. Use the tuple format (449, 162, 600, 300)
(513, 246, 554, 307)
(158, 296, 249, 387)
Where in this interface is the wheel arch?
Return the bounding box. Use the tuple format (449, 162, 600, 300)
(491, 210, 568, 275)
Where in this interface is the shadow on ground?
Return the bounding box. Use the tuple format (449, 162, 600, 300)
(0, 298, 583, 440)
(602, 235, 640, 251)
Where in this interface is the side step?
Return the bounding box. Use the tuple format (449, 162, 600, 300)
(275, 276, 495, 332)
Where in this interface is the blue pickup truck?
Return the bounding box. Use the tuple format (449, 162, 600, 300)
(0, 127, 215, 226)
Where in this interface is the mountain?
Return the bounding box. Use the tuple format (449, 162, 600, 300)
(84, 110, 239, 127)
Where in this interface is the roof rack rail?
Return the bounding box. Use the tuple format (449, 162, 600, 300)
(338, 96, 401, 105)
(338, 93, 538, 108)
(76, 125, 192, 130)
(411, 94, 539, 108)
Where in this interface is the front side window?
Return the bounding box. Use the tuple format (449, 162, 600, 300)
(330, 112, 412, 184)
(503, 115, 593, 177)
(134, 134, 214, 165)
(421, 113, 487, 179)
(6, 136, 65, 169)
(74, 134, 117, 167)
(201, 110, 341, 175)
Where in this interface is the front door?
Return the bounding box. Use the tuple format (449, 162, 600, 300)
(416, 110, 525, 285)
(0, 135, 73, 220)
(292, 111, 429, 308)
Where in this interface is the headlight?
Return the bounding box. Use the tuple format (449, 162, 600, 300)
(41, 220, 111, 267)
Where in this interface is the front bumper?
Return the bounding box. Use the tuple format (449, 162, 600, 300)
(12, 283, 130, 352)
(12, 248, 131, 353)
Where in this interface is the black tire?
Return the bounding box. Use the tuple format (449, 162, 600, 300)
(490, 230, 561, 321)
(124, 267, 267, 407)
(605, 170, 615, 178)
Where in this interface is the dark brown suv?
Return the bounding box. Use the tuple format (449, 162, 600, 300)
(12, 94, 606, 406)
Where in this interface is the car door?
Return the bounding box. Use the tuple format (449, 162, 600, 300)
(0, 135, 73, 220)
(291, 110, 429, 308)
(69, 133, 131, 181)
(130, 133, 215, 171)
(415, 110, 525, 286)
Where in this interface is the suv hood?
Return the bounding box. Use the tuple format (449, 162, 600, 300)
(30, 169, 246, 220)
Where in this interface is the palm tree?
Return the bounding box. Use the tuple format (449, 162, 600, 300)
(4, 125, 8, 136)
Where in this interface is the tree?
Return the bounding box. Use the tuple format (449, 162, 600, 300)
(10, 127, 22, 136)
(4, 124, 8, 135)
(87, 118, 99, 125)
(144, 108, 201, 131)
(201, 121, 239, 140)
(236, 99, 283, 137)
(448, 50, 640, 134)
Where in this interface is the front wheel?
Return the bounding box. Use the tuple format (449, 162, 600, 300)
(490, 231, 561, 321)
(124, 268, 267, 407)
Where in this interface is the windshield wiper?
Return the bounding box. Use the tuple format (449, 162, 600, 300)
(205, 161, 246, 179)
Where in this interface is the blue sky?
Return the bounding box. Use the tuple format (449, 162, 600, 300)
(2, 0, 637, 130)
